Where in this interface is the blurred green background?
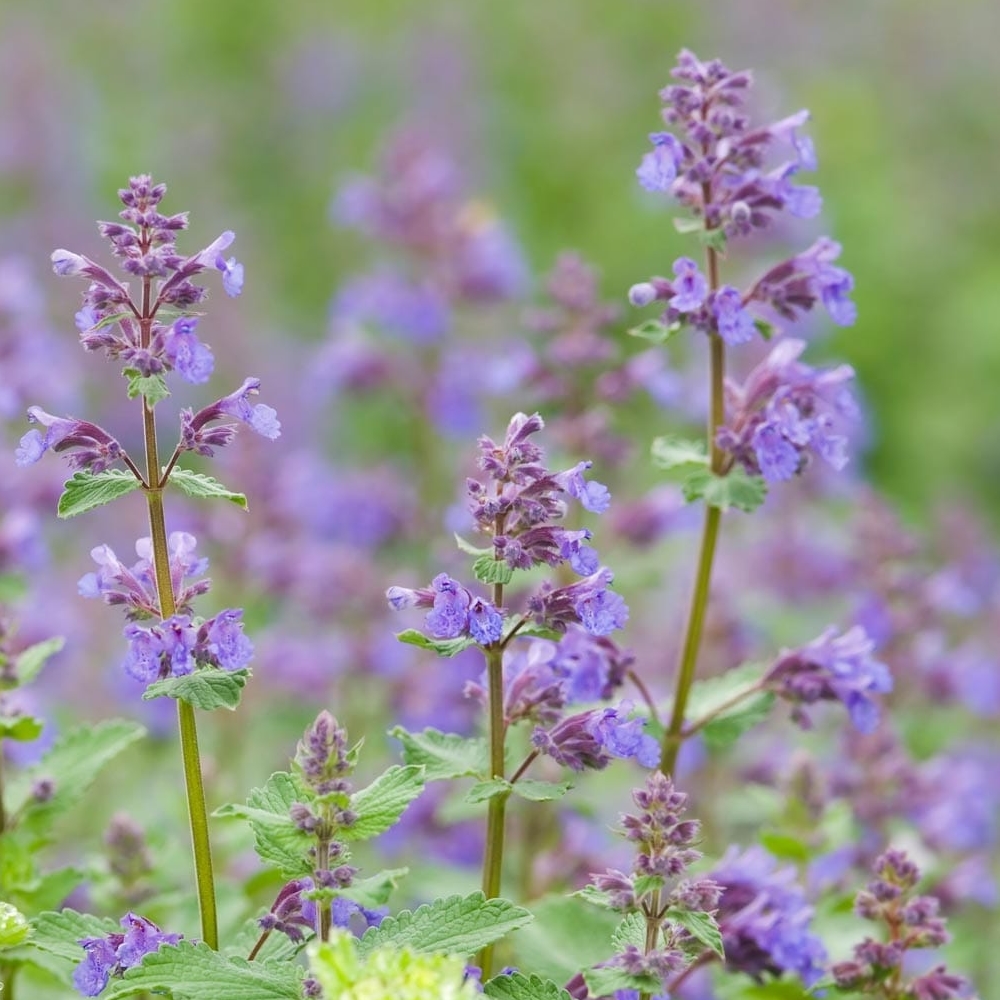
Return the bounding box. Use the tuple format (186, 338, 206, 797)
(2, 0, 999, 524)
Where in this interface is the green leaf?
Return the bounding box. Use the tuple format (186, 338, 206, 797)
(702, 691, 775, 749)
(57, 469, 142, 519)
(102, 941, 303, 999)
(681, 465, 767, 512)
(342, 868, 409, 909)
(611, 912, 646, 952)
(754, 318, 775, 341)
(665, 908, 724, 958)
(572, 885, 615, 910)
(125, 371, 170, 406)
(484, 972, 573, 1000)
(0, 902, 31, 949)
(9, 720, 146, 844)
(169, 468, 248, 510)
(511, 779, 572, 802)
(390, 726, 489, 781)
(466, 778, 511, 804)
(12, 636, 65, 687)
(395, 629, 477, 657)
(143, 668, 249, 710)
(759, 830, 812, 863)
(0, 714, 44, 741)
(673, 216, 703, 234)
(503, 619, 561, 643)
(584, 967, 662, 996)
(627, 318, 679, 344)
(473, 554, 514, 586)
(651, 435, 708, 473)
(215, 771, 313, 878)
(684, 662, 772, 750)
(342, 765, 425, 841)
(700, 227, 728, 253)
(632, 874, 665, 898)
(27, 909, 119, 963)
(358, 892, 532, 959)
(9, 866, 85, 914)
(454, 533, 490, 556)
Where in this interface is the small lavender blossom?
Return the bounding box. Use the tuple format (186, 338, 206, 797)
(712, 286, 756, 345)
(528, 568, 629, 637)
(388, 573, 504, 646)
(180, 377, 281, 454)
(295, 710, 354, 800)
(532, 702, 656, 771)
(73, 913, 181, 997)
(668, 258, 708, 312)
(764, 625, 892, 733)
(15, 407, 123, 472)
(162, 317, 214, 383)
(636, 132, 685, 193)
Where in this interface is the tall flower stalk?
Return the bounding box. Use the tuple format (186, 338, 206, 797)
(17, 175, 279, 950)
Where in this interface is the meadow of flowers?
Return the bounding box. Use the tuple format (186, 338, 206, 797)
(0, 5, 998, 1000)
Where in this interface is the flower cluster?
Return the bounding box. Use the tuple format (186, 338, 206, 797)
(832, 850, 968, 999)
(531, 700, 659, 771)
(764, 624, 893, 733)
(387, 574, 504, 646)
(710, 846, 827, 986)
(73, 912, 181, 997)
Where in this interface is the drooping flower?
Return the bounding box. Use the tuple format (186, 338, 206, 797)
(73, 913, 181, 997)
(15, 407, 124, 472)
(180, 377, 281, 454)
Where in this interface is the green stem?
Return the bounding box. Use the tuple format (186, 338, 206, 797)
(138, 268, 218, 950)
(316, 835, 331, 941)
(659, 239, 725, 777)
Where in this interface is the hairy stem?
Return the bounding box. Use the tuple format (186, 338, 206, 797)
(139, 271, 218, 949)
(659, 239, 725, 777)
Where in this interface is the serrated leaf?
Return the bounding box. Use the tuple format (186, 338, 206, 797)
(684, 662, 772, 750)
(342, 765, 425, 841)
(651, 435, 708, 472)
(627, 318, 678, 343)
(573, 885, 615, 910)
(665, 907, 724, 958)
(358, 892, 532, 959)
(504, 620, 562, 643)
(584, 967, 661, 996)
(702, 691, 775, 749)
(611, 912, 646, 952)
(28, 909, 119, 963)
(395, 629, 477, 657)
(9, 720, 145, 844)
(215, 771, 313, 878)
(143, 668, 249, 710)
(342, 868, 409, 909)
(126, 372, 170, 405)
(511, 779, 572, 802)
(57, 469, 142, 519)
(485, 972, 573, 1000)
(681, 465, 767, 512)
(632, 874, 665, 898)
(759, 830, 811, 863)
(169, 468, 248, 510)
(466, 778, 511, 804)
(473, 554, 514, 586)
(0, 714, 44, 741)
(454, 533, 491, 556)
(102, 941, 303, 999)
(12, 636, 65, 687)
(390, 726, 488, 781)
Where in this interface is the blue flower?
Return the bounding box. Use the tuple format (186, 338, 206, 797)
(637, 132, 684, 192)
(713, 286, 756, 346)
(206, 608, 254, 670)
(668, 258, 708, 313)
(217, 255, 244, 297)
(164, 317, 214, 384)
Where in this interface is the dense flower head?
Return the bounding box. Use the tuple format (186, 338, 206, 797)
(387, 573, 504, 647)
(527, 567, 629, 637)
(711, 845, 827, 986)
(73, 912, 181, 997)
(121, 607, 253, 684)
(15, 407, 123, 472)
(764, 624, 892, 733)
(260, 876, 382, 945)
(716, 338, 858, 483)
(78, 532, 211, 620)
(295, 710, 356, 800)
(832, 850, 968, 999)
(531, 701, 658, 772)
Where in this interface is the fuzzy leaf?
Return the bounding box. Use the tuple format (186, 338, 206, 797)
(466, 778, 511, 804)
(573, 885, 615, 910)
(473, 554, 514, 586)
(611, 911, 646, 952)
(484, 972, 573, 1000)
(759, 830, 811, 863)
(584, 967, 662, 996)
(215, 771, 313, 878)
(681, 465, 767, 512)
(632, 874, 665, 898)
(57, 469, 142, 519)
(11, 636, 65, 687)
(395, 629, 477, 657)
(702, 691, 775, 749)
(9, 720, 145, 844)
(651, 435, 708, 472)
(102, 941, 303, 999)
(143, 668, 249, 710)
(169, 468, 249, 509)
(666, 907, 724, 958)
(684, 662, 773, 749)
(358, 892, 532, 959)
(511, 779, 572, 802)
(125, 370, 170, 406)
(0, 714, 44, 741)
(342, 868, 409, 909)
(27, 909, 119, 963)
(390, 726, 488, 781)
(627, 318, 678, 344)
(342, 765, 425, 841)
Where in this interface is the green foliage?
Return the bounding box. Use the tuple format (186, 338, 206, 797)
(124, 370, 171, 406)
(169, 468, 249, 509)
(57, 469, 142, 518)
(0, 902, 30, 949)
(357, 892, 533, 958)
(390, 726, 489, 781)
(6, 909, 119, 982)
(759, 830, 812, 863)
(342, 868, 410, 908)
(143, 668, 250, 711)
(484, 972, 573, 1000)
(681, 465, 768, 512)
(4, 636, 65, 689)
(610, 911, 645, 951)
(466, 778, 511, 804)
(665, 908, 725, 958)
(0, 714, 44, 741)
(454, 533, 491, 556)
(341, 764, 425, 841)
(627, 318, 678, 344)
(102, 941, 303, 999)
(650, 435, 708, 473)
(584, 966, 661, 996)
(684, 662, 774, 749)
(395, 629, 477, 657)
(473, 554, 514, 585)
(511, 779, 572, 802)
